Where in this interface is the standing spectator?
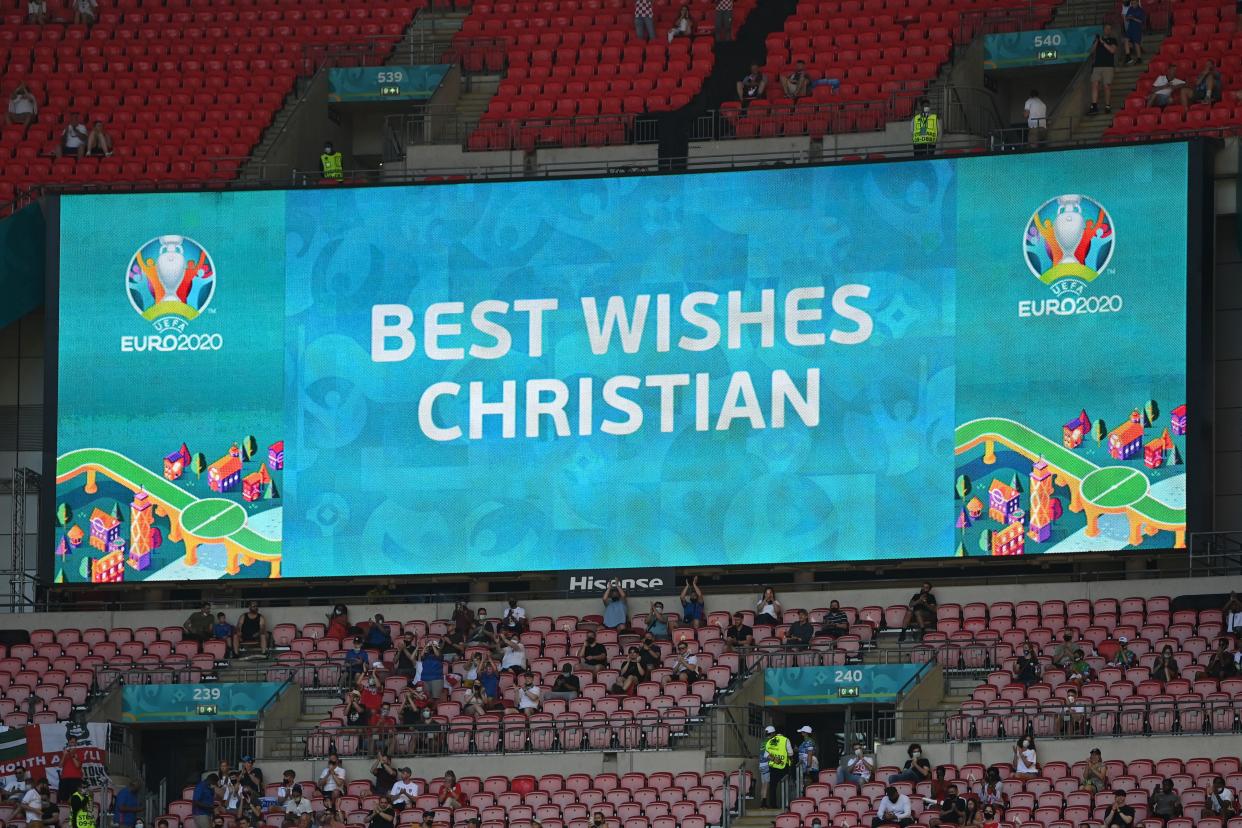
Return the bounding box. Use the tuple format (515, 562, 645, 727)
(6, 766, 31, 801)
(1015, 644, 1041, 687)
(20, 779, 44, 828)
(715, 0, 732, 42)
(238, 757, 263, 795)
(1122, 0, 1146, 65)
(462, 679, 489, 717)
(1012, 736, 1038, 781)
(452, 601, 474, 638)
(667, 4, 692, 43)
(500, 598, 527, 635)
(578, 631, 609, 677)
(389, 769, 419, 809)
(514, 672, 542, 716)
(1104, 790, 1135, 828)
(478, 656, 500, 704)
(680, 576, 706, 629)
(762, 725, 793, 809)
(72, 0, 96, 24)
(646, 601, 671, 640)
(1194, 59, 1223, 103)
(1112, 636, 1137, 668)
(437, 772, 464, 809)
(1081, 749, 1109, 793)
(758, 738, 771, 806)
(1224, 591, 1242, 634)
(419, 641, 445, 698)
(737, 65, 768, 109)
(440, 626, 465, 663)
(910, 99, 938, 158)
(671, 639, 702, 683)
(191, 774, 218, 828)
(469, 607, 497, 648)
(786, 610, 814, 649)
(184, 602, 214, 643)
(1151, 646, 1179, 683)
(610, 648, 649, 694)
(1088, 24, 1118, 114)
(114, 781, 141, 828)
(889, 744, 932, 784)
(818, 601, 849, 638)
(398, 683, 432, 725)
(755, 587, 782, 626)
(547, 663, 581, 701)
(318, 756, 346, 810)
(394, 633, 419, 678)
(1148, 779, 1182, 824)
(326, 604, 352, 640)
(837, 741, 874, 786)
(929, 767, 951, 803)
(899, 583, 937, 642)
(498, 631, 527, 675)
(233, 602, 270, 655)
(633, 0, 654, 41)
(1024, 89, 1048, 146)
(57, 734, 84, 802)
(638, 635, 663, 672)
(86, 121, 112, 156)
(363, 615, 393, 651)
(1207, 776, 1236, 819)
(725, 612, 754, 650)
(370, 753, 397, 797)
(795, 726, 819, 785)
(873, 787, 913, 828)
(781, 61, 810, 99)
(602, 581, 629, 631)
(26, 0, 47, 24)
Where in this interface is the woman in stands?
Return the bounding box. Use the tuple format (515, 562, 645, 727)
(1012, 736, 1039, 780)
(1225, 591, 1242, 635)
(463, 682, 489, 717)
(667, 4, 692, 42)
(326, 604, 352, 640)
(1151, 645, 1180, 684)
(611, 647, 649, 694)
(973, 767, 1007, 813)
(1014, 644, 1041, 688)
(438, 772, 465, 809)
(1081, 749, 1109, 794)
(755, 588, 783, 626)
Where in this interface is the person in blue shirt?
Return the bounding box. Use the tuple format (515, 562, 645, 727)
(680, 576, 706, 629)
(1122, 0, 1146, 65)
(192, 774, 218, 828)
(211, 614, 234, 656)
(419, 641, 444, 700)
(602, 581, 629, 631)
(363, 615, 394, 651)
(344, 638, 368, 685)
(114, 780, 142, 828)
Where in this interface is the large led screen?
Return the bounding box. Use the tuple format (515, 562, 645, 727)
(51, 142, 1191, 582)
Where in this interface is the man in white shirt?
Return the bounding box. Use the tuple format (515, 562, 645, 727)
(1024, 89, 1048, 147)
(872, 786, 913, 828)
(1146, 64, 1190, 107)
(389, 769, 420, 809)
(499, 633, 527, 674)
(500, 598, 527, 634)
(515, 672, 542, 716)
(5, 767, 31, 801)
(56, 113, 87, 159)
(318, 755, 346, 810)
(21, 778, 48, 828)
(283, 785, 313, 828)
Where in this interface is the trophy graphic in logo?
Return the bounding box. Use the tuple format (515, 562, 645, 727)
(126, 235, 216, 333)
(1023, 194, 1113, 296)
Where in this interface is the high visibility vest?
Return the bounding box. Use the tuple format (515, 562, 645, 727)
(912, 113, 939, 144)
(765, 735, 791, 769)
(74, 810, 96, 828)
(321, 151, 344, 179)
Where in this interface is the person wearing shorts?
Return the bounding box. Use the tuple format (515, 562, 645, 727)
(1088, 23, 1118, 114)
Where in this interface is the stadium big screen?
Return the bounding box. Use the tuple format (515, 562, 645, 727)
(48, 142, 1200, 583)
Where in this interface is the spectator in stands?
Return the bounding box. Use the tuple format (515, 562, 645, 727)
(478, 655, 501, 704)
(363, 614, 392, 651)
(715, 0, 732, 42)
(1059, 688, 1086, 735)
(633, 0, 654, 41)
(737, 65, 768, 109)
(1208, 776, 1236, 819)
(6, 84, 37, 138)
(1012, 736, 1038, 780)
(319, 756, 346, 809)
(233, 602, 270, 655)
(451, 601, 473, 637)
(218, 768, 244, 810)
(1194, 60, 1223, 103)
(212, 613, 234, 654)
(390, 769, 419, 810)
(113, 780, 141, 828)
(1206, 636, 1239, 678)
(1014, 643, 1041, 687)
(419, 640, 445, 698)
(324, 604, 352, 640)
(928, 784, 965, 827)
(39, 779, 59, 828)
(1151, 646, 1179, 684)
(367, 795, 395, 828)
(462, 681, 489, 717)
(318, 810, 346, 828)
(1112, 636, 1137, 668)
(547, 662, 581, 701)
(972, 767, 1007, 811)
(86, 121, 112, 157)
(837, 741, 874, 785)
(72, 0, 96, 25)
(1225, 591, 1242, 634)
(58, 734, 84, 802)
(1148, 779, 1183, 824)
(438, 772, 464, 809)
(1051, 631, 1077, 669)
(590, 814, 606, 828)
(638, 634, 663, 672)
(1088, 24, 1118, 114)
(399, 682, 432, 724)
(1081, 748, 1109, 793)
(668, 4, 692, 43)
(191, 774, 218, 828)
(873, 786, 913, 828)
(681, 576, 706, 628)
(672, 639, 703, 683)
(911, 99, 938, 157)
(646, 601, 671, 640)
(320, 143, 343, 180)
(795, 725, 818, 786)
(499, 631, 527, 674)
(611, 647, 649, 694)
(889, 743, 932, 784)
(282, 787, 312, 827)
(5, 767, 30, 801)
(371, 752, 397, 796)
(440, 625, 465, 663)
(394, 633, 419, 678)
(238, 757, 262, 795)
(929, 766, 951, 802)
(275, 770, 297, 808)
(1122, 0, 1145, 65)
(755, 587, 782, 625)
(899, 583, 937, 642)
(786, 609, 814, 649)
(578, 630, 609, 677)
(238, 789, 263, 825)
(1146, 66, 1189, 107)
(515, 671, 542, 715)
(758, 740, 771, 806)
(818, 600, 849, 639)
(979, 803, 1001, 828)
(344, 637, 368, 685)
(1024, 90, 1048, 147)
(781, 61, 810, 99)
(1104, 790, 1135, 828)
(726, 612, 754, 650)
(602, 581, 629, 631)
(184, 601, 214, 643)
(20, 779, 44, 828)
(1067, 648, 1094, 686)
(500, 598, 527, 635)
(26, 0, 47, 24)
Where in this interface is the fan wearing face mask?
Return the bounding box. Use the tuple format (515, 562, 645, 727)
(1012, 736, 1039, 780)
(889, 743, 932, 784)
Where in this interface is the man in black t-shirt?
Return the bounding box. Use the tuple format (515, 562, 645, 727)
(638, 635, 662, 670)
(726, 613, 754, 650)
(579, 632, 609, 677)
(929, 786, 965, 826)
(1089, 23, 1119, 114)
(1104, 790, 1136, 828)
(548, 663, 581, 700)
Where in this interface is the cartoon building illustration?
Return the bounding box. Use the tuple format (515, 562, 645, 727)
(956, 508, 972, 529)
(88, 508, 121, 552)
(163, 443, 191, 480)
(67, 525, 84, 548)
(992, 521, 1026, 556)
(90, 549, 125, 583)
(268, 441, 284, 471)
(56, 536, 68, 557)
(966, 497, 984, 520)
(242, 465, 271, 503)
(129, 490, 155, 569)
(1107, 421, 1144, 461)
(1062, 409, 1090, 449)
(208, 446, 243, 493)
(1144, 429, 1173, 469)
(988, 480, 1020, 524)
(1129, 409, 1142, 424)
(1171, 404, 1187, 436)
(1028, 459, 1054, 542)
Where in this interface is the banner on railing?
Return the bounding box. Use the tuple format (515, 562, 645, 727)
(329, 65, 451, 101)
(764, 664, 926, 706)
(122, 682, 286, 723)
(0, 722, 110, 789)
(984, 26, 1099, 69)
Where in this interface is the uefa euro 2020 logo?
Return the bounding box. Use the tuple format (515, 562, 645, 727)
(126, 235, 216, 334)
(1023, 194, 1114, 297)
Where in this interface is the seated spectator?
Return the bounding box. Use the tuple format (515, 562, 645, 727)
(26, 0, 47, 24)
(929, 766, 951, 802)
(357, 664, 385, 718)
(725, 612, 754, 650)
(419, 641, 445, 698)
(1112, 636, 1137, 668)
(238, 789, 263, 825)
(212, 613, 234, 654)
(1146, 66, 1189, 107)
(468, 607, 498, 648)
(1012, 736, 1038, 780)
(1193, 59, 1222, 103)
(547, 663, 581, 701)
(283, 786, 312, 827)
(680, 575, 706, 629)
(1067, 649, 1094, 686)
(1015, 644, 1041, 687)
(818, 600, 849, 638)
(928, 784, 965, 827)
(363, 614, 393, 651)
(786, 609, 814, 649)
(500, 598, 527, 635)
(452, 600, 474, 638)
(367, 795, 395, 828)
(437, 772, 464, 809)
(755, 587, 782, 625)
(319, 809, 347, 828)
(979, 803, 1001, 828)
(667, 4, 692, 42)
(873, 786, 913, 828)
(780, 61, 810, 99)
(646, 600, 671, 640)
(394, 632, 419, 678)
(889, 743, 931, 784)
(1206, 636, 1239, 679)
(326, 604, 352, 640)
(1104, 790, 1135, 828)
(1148, 779, 1182, 824)
(1051, 631, 1077, 668)
(319, 756, 345, 809)
(5, 766, 30, 801)
(578, 630, 609, 676)
(7, 85, 37, 137)
(183, 601, 214, 643)
(1081, 748, 1109, 793)
(737, 64, 767, 107)
(498, 631, 527, 674)
(638, 635, 663, 671)
(274, 770, 297, 808)
(1225, 590, 1242, 634)
(974, 767, 1007, 811)
(671, 639, 702, 683)
(343, 637, 368, 684)
(73, 0, 96, 24)
(514, 671, 542, 715)
(611, 647, 649, 694)
(590, 814, 606, 828)
(238, 757, 263, 795)
(602, 581, 629, 631)
(478, 655, 501, 703)
(371, 753, 397, 796)
(463, 682, 489, 717)
(837, 741, 874, 786)
(86, 121, 112, 156)
(398, 683, 432, 725)
(1151, 646, 1179, 683)
(1059, 688, 1086, 735)
(898, 582, 937, 642)
(389, 768, 419, 809)
(1207, 776, 1236, 819)
(233, 601, 270, 655)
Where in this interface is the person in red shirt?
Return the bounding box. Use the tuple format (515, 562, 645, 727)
(437, 772, 464, 809)
(58, 734, 85, 802)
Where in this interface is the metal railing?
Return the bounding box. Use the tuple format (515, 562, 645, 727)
(1189, 532, 1242, 577)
